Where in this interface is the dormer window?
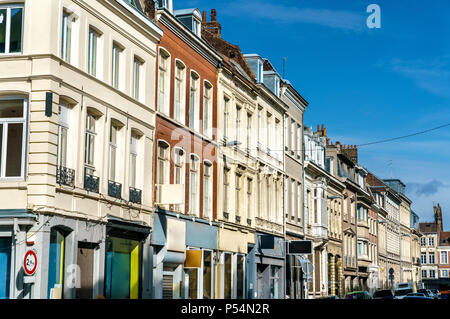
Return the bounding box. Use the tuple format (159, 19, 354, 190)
(274, 77, 280, 97)
(174, 8, 202, 37)
(156, 0, 172, 12)
(258, 60, 263, 83)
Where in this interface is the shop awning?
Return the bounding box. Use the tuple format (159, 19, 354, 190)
(106, 215, 151, 241)
(295, 255, 314, 276)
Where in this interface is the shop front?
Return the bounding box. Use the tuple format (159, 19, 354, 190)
(104, 216, 152, 300)
(255, 232, 285, 299)
(216, 227, 256, 299)
(151, 209, 218, 299)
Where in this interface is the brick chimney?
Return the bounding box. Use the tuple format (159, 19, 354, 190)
(343, 145, 358, 163)
(202, 9, 222, 37)
(143, 0, 156, 20)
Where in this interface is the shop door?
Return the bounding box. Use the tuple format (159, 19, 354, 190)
(0, 237, 11, 299)
(76, 243, 95, 299)
(257, 264, 267, 299)
(48, 229, 66, 299)
(105, 237, 140, 299)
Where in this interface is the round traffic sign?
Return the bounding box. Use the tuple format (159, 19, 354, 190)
(24, 250, 37, 276)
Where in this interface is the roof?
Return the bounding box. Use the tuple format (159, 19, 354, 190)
(439, 231, 450, 246)
(419, 222, 438, 233)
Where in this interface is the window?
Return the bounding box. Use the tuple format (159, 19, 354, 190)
(429, 237, 434, 246)
(296, 125, 301, 158)
(420, 237, 426, 246)
(224, 253, 232, 299)
(158, 50, 170, 114)
(88, 28, 99, 76)
(203, 82, 212, 137)
(129, 134, 139, 188)
(422, 270, 427, 278)
(235, 173, 241, 218)
(284, 115, 288, 151)
(290, 120, 295, 155)
(246, 113, 251, 152)
(223, 97, 229, 140)
(266, 177, 270, 219)
(429, 253, 435, 264)
(421, 253, 427, 264)
(203, 162, 212, 219)
(236, 254, 245, 299)
(192, 19, 200, 36)
(57, 102, 70, 169)
(133, 57, 143, 101)
(257, 107, 262, 148)
(0, 4, 23, 54)
(48, 229, 67, 298)
(223, 167, 230, 215)
(174, 61, 186, 124)
(109, 123, 119, 182)
(112, 44, 123, 89)
(270, 265, 280, 299)
(189, 155, 200, 216)
(174, 148, 185, 212)
(266, 113, 271, 152)
(157, 141, 169, 185)
(85, 112, 97, 176)
(235, 106, 241, 144)
(274, 119, 280, 159)
(203, 250, 213, 299)
(441, 270, 449, 278)
(0, 237, 12, 298)
(189, 72, 200, 131)
(61, 10, 73, 62)
(429, 270, 436, 278)
(290, 180, 295, 220)
(441, 251, 448, 264)
(247, 178, 252, 220)
(343, 198, 347, 220)
(297, 183, 301, 222)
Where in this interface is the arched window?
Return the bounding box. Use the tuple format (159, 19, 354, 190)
(189, 71, 200, 131)
(157, 140, 170, 185)
(174, 60, 186, 124)
(174, 148, 185, 212)
(203, 81, 212, 137)
(202, 161, 212, 219)
(158, 48, 170, 115)
(189, 154, 200, 216)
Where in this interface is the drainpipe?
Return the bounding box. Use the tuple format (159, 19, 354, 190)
(355, 194, 359, 290)
(301, 120, 307, 299)
(399, 204, 402, 283)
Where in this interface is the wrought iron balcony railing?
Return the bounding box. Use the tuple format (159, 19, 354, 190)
(84, 173, 99, 193)
(129, 187, 142, 204)
(223, 212, 229, 219)
(108, 180, 122, 199)
(236, 216, 241, 223)
(57, 166, 75, 187)
(247, 218, 252, 226)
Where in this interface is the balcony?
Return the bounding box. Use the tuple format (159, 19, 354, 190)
(129, 187, 142, 204)
(108, 180, 122, 199)
(223, 212, 229, 220)
(247, 218, 252, 226)
(236, 216, 241, 223)
(84, 173, 99, 193)
(57, 166, 75, 187)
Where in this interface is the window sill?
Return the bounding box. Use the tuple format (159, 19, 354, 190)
(0, 180, 27, 189)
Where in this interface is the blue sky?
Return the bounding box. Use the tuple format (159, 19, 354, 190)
(175, 0, 450, 224)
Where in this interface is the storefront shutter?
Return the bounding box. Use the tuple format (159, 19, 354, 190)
(162, 274, 174, 299)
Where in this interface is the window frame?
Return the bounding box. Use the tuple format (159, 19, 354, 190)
(0, 4, 24, 55)
(57, 101, 71, 169)
(87, 27, 100, 77)
(84, 111, 97, 176)
(203, 80, 213, 138)
(158, 48, 171, 115)
(133, 56, 144, 102)
(111, 42, 124, 90)
(202, 160, 213, 220)
(189, 71, 200, 131)
(0, 96, 28, 180)
(129, 133, 139, 189)
(174, 59, 186, 125)
(188, 154, 200, 217)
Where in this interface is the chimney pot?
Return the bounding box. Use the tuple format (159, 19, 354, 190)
(202, 11, 207, 22)
(317, 124, 320, 132)
(211, 9, 217, 22)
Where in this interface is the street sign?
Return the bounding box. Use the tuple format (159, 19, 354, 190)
(288, 240, 312, 254)
(23, 250, 37, 276)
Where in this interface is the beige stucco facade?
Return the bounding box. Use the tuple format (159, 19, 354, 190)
(0, 0, 161, 299)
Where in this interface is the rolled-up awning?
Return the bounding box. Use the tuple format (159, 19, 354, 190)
(295, 255, 314, 275)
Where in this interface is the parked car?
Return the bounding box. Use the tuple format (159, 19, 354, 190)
(317, 296, 339, 299)
(417, 289, 437, 299)
(403, 295, 433, 300)
(440, 290, 450, 299)
(394, 288, 414, 299)
(344, 291, 372, 299)
(429, 289, 441, 299)
(373, 289, 395, 299)
(406, 292, 427, 297)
